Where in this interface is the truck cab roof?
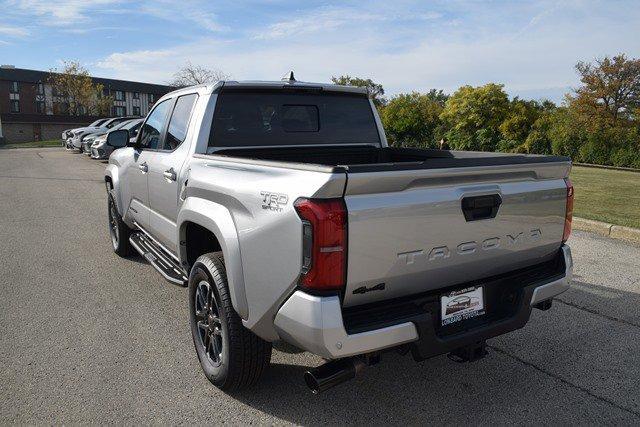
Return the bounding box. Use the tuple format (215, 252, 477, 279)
(160, 80, 369, 101)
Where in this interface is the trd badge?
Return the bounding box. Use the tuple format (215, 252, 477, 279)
(260, 191, 288, 212)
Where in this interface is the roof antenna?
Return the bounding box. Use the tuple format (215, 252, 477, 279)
(281, 71, 296, 83)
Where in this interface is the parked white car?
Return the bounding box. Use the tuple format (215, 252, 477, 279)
(62, 118, 109, 148)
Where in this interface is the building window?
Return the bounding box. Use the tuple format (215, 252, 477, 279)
(36, 101, 46, 113)
(10, 81, 19, 93)
(114, 90, 125, 101)
(148, 93, 155, 103)
(10, 100, 20, 113)
(113, 106, 126, 116)
(133, 92, 139, 99)
(133, 106, 141, 116)
(37, 82, 44, 95)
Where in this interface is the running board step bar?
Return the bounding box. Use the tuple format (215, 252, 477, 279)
(129, 232, 188, 286)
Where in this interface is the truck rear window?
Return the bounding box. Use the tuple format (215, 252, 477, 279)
(209, 90, 380, 147)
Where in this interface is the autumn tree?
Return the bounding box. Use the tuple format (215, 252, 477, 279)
(331, 75, 386, 108)
(48, 61, 112, 115)
(170, 62, 228, 87)
(569, 54, 640, 127)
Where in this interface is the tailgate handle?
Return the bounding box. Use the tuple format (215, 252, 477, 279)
(461, 194, 502, 221)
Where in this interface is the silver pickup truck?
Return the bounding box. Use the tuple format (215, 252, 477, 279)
(104, 77, 574, 393)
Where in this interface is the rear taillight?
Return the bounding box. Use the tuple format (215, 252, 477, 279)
(294, 198, 347, 291)
(563, 178, 574, 243)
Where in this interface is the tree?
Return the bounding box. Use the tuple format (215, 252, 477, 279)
(498, 98, 543, 152)
(170, 62, 229, 87)
(381, 92, 444, 147)
(331, 75, 386, 107)
(440, 83, 510, 151)
(570, 54, 640, 127)
(48, 61, 112, 116)
(424, 89, 449, 107)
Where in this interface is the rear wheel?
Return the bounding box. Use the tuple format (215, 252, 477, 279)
(107, 191, 132, 257)
(189, 252, 272, 391)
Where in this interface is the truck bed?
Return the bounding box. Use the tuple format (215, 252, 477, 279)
(213, 145, 569, 172)
(208, 144, 571, 307)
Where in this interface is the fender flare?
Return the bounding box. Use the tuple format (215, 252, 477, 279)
(104, 164, 122, 215)
(177, 197, 249, 320)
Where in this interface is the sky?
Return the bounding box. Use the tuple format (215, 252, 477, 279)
(1, 0, 639, 103)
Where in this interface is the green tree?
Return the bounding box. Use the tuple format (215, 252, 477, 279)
(331, 75, 386, 107)
(424, 89, 449, 107)
(440, 83, 510, 151)
(547, 107, 585, 160)
(381, 92, 444, 147)
(498, 98, 543, 152)
(522, 112, 555, 154)
(48, 61, 112, 115)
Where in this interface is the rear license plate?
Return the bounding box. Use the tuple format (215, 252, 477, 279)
(441, 286, 485, 326)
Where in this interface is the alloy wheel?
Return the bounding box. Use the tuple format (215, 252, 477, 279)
(194, 280, 224, 366)
(108, 197, 119, 249)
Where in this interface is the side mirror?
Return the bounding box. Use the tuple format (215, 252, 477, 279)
(106, 129, 130, 148)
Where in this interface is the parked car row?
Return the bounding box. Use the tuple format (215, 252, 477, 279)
(61, 116, 142, 160)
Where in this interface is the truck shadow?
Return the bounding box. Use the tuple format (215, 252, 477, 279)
(233, 278, 640, 424)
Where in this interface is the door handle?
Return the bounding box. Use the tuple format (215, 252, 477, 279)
(138, 162, 148, 173)
(163, 168, 177, 181)
(461, 194, 502, 221)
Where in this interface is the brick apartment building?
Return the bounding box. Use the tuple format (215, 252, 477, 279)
(0, 66, 174, 143)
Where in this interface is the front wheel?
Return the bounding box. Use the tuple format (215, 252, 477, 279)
(189, 252, 272, 391)
(107, 191, 132, 257)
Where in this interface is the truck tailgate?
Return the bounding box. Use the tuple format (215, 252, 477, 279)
(343, 161, 571, 307)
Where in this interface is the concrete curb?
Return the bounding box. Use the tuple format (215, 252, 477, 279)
(573, 217, 640, 244)
(574, 163, 640, 173)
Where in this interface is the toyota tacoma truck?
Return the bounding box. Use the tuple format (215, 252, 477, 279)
(104, 76, 574, 393)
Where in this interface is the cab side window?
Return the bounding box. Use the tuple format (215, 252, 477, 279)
(138, 99, 171, 150)
(164, 94, 198, 150)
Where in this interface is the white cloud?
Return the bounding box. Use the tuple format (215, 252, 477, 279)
(255, 5, 441, 40)
(89, 1, 640, 102)
(138, 0, 228, 33)
(0, 24, 30, 37)
(6, 0, 121, 25)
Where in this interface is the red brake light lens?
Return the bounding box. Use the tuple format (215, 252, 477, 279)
(293, 198, 347, 291)
(563, 178, 574, 243)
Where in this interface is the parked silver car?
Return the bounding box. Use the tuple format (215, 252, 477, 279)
(81, 119, 138, 154)
(72, 117, 137, 152)
(91, 119, 142, 160)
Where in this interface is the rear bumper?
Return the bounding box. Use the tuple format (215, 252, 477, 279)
(274, 245, 572, 360)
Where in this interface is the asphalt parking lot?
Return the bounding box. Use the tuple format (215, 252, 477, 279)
(1, 147, 639, 425)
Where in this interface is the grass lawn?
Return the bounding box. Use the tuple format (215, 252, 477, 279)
(1, 139, 61, 149)
(570, 165, 640, 229)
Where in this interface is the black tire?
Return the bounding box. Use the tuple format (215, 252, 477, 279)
(189, 252, 271, 391)
(107, 190, 132, 257)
